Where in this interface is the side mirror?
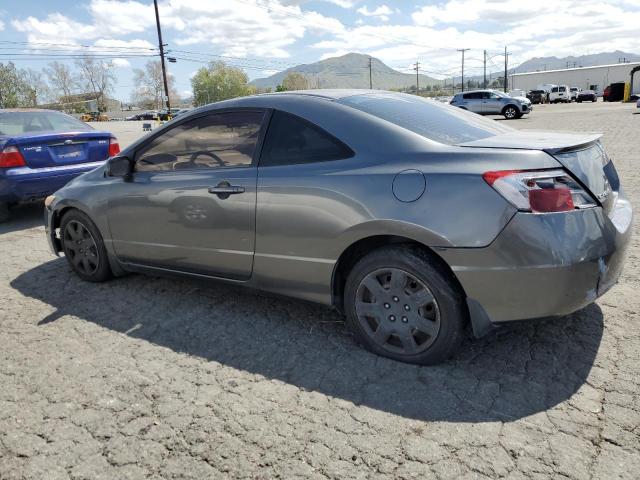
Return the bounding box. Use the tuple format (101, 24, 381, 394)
(106, 156, 132, 177)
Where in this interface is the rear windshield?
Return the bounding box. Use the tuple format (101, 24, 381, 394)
(0, 111, 92, 136)
(338, 92, 512, 145)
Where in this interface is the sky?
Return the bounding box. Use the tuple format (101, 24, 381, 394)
(1, 0, 639, 101)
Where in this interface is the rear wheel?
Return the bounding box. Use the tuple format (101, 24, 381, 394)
(60, 210, 111, 282)
(344, 247, 466, 365)
(0, 202, 9, 223)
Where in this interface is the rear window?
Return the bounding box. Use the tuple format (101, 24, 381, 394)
(338, 92, 512, 145)
(0, 111, 91, 136)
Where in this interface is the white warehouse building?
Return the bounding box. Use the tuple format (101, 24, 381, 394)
(510, 62, 640, 96)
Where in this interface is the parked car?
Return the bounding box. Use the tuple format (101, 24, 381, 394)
(126, 111, 158, 121)
(526, 90, 546, 104)
(603, 83, 625, 102)
(549, 85, 570, 103)
(44, 91, 631, 365)
(450, 89, 532, 119)
(577, 90, 598, 103)
(0, 109, 119, 222)
(569, 87, 581, 101)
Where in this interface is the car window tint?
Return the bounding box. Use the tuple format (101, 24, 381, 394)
(260, 110, 353, 167)
(338, 92, 513, 145)
(463, 92, 482, 100)
(136, 111, 264, 172)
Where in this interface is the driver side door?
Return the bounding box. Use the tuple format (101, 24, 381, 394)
(106, 109, 267, 280)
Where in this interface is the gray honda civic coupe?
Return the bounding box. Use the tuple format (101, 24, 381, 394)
(44, 90, 632, 365)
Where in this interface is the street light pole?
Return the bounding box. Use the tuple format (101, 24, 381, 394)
(153, 0, 171, 112)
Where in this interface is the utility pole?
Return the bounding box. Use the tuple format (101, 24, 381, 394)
(458, 48, 470, 92)
(483, 49, 487, 88)
(504, 46, 509, 92)
(368, 57, 373, 89)
(413, 61, 420, 94)
(153, 0, 171, 112)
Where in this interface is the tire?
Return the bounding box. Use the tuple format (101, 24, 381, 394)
(503, 105, 518, 119)
(343, 246, 466, 365)
(60, 209, 112, 282)
(0, 202, 9, 223)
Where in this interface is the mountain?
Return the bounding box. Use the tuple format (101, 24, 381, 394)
(513, 51, 640, 73)
(250, 53, 443, 90)
(461, 50, 640, 85)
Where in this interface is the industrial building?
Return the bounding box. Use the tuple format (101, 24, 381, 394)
(509, 62, 640, 96)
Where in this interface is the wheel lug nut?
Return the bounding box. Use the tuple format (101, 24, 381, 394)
(402, 316, 408, 323)
(404, 305, 410, 311)
(384, 303, 390, 309)
(392, 296, 399, 302)
(389, 315, 396, 322)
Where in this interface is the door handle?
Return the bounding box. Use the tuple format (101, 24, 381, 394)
(208, 181, 245, 199)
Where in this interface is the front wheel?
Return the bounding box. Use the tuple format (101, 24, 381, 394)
(503, 106, 518, 119)
(60, 210, 112, 282)
(343, 247, 466, 365)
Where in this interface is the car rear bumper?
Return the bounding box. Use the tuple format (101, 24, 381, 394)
(439, 194, 633, 331)
(0, 161, 104, 203)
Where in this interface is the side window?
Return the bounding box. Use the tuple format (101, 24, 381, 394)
(260, 111, 353, 167)
(463, 92, 482, 100)
(551, 87, 559, 93)
(136, 111, 264, 172)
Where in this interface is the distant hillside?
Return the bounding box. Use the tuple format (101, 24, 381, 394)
(462, 50, 640, 85)
(250, 53, 443, 90)
(514, 50, 640, 73)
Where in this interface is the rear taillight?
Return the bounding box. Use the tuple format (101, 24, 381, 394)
(0, 146, 26, 168)
(108, 137, 120, 157)
(483, 169, 596, 213)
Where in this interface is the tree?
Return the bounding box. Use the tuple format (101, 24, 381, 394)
(20, 68, 49, 106)
(190, 61, 254, 106)
(131, 60, 179, 110)
(281, 72, 309, 91)
(45, 61, 77, 112)
(0, 63, 25, 108)
(75, 57, 116, 112)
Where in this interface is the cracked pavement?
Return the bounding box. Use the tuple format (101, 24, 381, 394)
(1, 102, 639, 479)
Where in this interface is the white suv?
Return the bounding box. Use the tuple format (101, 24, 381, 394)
(549, 85, 571, 103)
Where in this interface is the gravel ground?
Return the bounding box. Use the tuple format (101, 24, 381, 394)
(1, 101, 638, 479)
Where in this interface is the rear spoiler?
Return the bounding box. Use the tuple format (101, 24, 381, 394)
(458, 131, 602, 152)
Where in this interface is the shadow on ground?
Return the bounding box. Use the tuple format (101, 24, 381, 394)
(11, 258, 603, 423)
(0, 203, 44, 235)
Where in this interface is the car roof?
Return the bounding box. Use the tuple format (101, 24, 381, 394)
(0, 108, 65, 113)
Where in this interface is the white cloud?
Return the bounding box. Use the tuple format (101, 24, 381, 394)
(0, 20, 5, 31)
(160, 0, 344, 58)
(357, 5, 393, 21)
(112, 58, 131, 67)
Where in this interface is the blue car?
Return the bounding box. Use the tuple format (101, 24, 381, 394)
(0, 109, 119, 222)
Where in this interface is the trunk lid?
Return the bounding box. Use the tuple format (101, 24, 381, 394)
(10, 130, 112, 169)
(458, 131, 617, 211)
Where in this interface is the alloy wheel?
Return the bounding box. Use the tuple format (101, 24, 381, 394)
(63, 220, 100, 275)
(355, 268, 441, 355)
